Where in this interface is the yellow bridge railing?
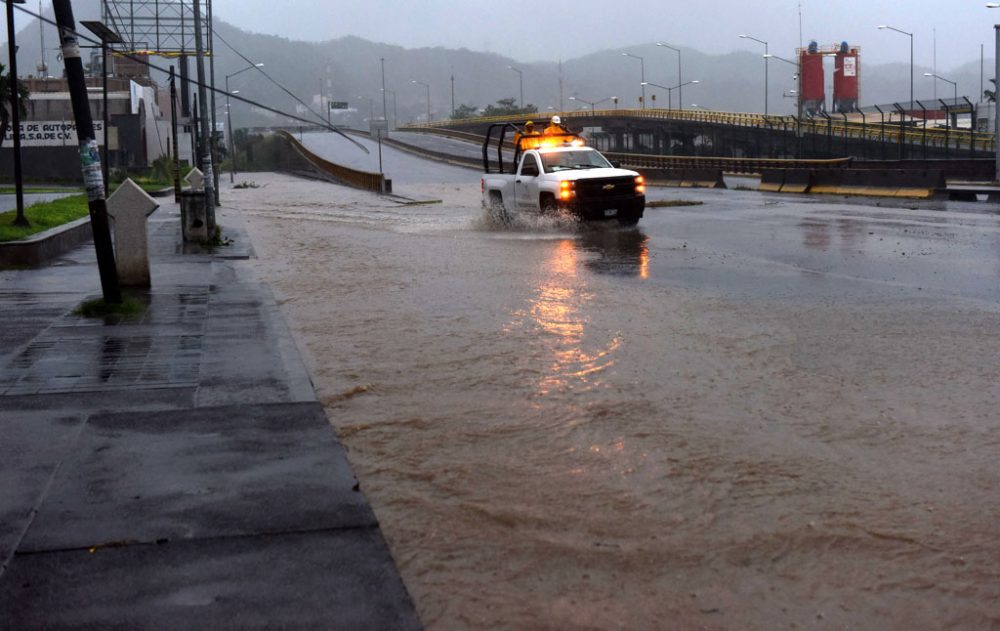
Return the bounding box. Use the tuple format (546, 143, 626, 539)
(405, 107, 995, 154)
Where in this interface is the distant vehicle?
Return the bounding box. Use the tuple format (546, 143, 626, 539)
(480, 119, 646, 226)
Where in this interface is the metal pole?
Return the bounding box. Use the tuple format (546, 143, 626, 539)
(677, 50, 683, 110)
(192, 0, 216, 231)
(6, 0, 27, 227)
(226, 75, 235, 183)
(208, 0, 218, 204)
(170, 65, 181, 202)
(640, 57, 645, 109)
(101, 38, 108, 192)
(995, 25, 1000, 184)
(53, 0, 120, 303)
(764, 42, 769, 116)
(380, 57, 387, 121)
(909, 33, 914, 137)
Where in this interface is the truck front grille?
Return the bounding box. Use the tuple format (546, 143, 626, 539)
(575, 177, 637, 200)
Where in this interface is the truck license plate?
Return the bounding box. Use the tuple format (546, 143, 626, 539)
(604, 209, 618, 217)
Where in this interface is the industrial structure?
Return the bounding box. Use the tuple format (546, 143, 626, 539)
(798, 41, 861, 116)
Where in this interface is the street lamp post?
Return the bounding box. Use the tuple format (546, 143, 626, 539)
(989, 5, 1000, 183)
(622, 52, 646, 109)
(569, 95, 616, 113)
(5, 0, 27, 226)
(740, 34, 769, 115)
(641, 80, 701, 111)
(878, 25, 914, 126)
(763, 53, 801, 117)
(382, 88, 397, 129)
(656, 42, 684, 110)
(924, 72, 958, 103)
(411, 80, 431, 122)
(224, 63, 263, 183)
(508, 65, 523, 110)
(380, 57, 387, 123)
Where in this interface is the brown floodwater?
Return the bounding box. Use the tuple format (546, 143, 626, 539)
(230, 165, 1000, 630)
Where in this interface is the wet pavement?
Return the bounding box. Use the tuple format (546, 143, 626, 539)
(238, 134, 1000, 629)
(0, 197, 421, 629)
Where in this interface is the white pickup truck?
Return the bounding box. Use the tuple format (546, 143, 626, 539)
(480, 122, 646, 226)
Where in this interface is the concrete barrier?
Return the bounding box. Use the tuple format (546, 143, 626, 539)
(809, 170, 843, 195)
(681, 168, 727, 188)
(275, 131, 388, 193)
(894, 170, 946, 199)
(779, 169, 812, 193)
(763, 168, 945, 199)
(758, 169, 785, 193)
(646, 168, 726, 188)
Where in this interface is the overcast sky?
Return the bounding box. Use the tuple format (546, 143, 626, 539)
(7, 1, 999, 69)
(205, 0, 997, 69)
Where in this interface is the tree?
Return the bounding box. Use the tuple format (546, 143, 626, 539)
(985, 78, 996, 104)
(0, 63, 29, 151)
(451, 104, 478, 120)
(482, 97, 537, 117)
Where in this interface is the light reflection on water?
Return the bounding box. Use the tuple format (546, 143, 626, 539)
(505, 237, 633, 398)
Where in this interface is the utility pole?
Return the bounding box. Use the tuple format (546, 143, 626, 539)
(192, 0, 216, 232)
(52, 0, 121, 303)
(6, 0, 27, 227)
(995, 25, 1000, 185)
(381, 57, 388, 123)
(450, 71, 455, 116)
(207, 0, 219, 205)
(170, 66, 181, 202)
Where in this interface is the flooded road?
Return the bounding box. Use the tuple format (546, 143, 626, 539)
(230, 135, 1000, 629)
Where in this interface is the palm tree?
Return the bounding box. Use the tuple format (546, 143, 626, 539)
(1, 63, 30, 227)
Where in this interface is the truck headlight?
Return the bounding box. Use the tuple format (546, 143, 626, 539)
(560, 180, 576, 200)
(634, 176, 645, 194)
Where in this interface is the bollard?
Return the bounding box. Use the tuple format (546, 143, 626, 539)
(180, 190, 209, 243)
(107, 179, 159, 286)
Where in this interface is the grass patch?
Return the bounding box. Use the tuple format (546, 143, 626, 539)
(0, 186, 79, 194)
(0, 194, 89, 242)
(73, 296, 146, 319)
(646, 200, 705, 208)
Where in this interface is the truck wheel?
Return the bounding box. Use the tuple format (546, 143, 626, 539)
(540, 195, 558, 214)
(489, 192, 510, 225)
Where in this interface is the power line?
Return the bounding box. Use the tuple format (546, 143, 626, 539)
(210, 26, 331, 129)
(12, 3, 369, 153)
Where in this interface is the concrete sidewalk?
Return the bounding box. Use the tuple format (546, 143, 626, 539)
(0, 196, 421, 629)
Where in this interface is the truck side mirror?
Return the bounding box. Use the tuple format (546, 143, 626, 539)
(610, 161, 621, 168)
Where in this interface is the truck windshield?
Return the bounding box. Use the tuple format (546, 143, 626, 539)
(540, 150, 613, 173)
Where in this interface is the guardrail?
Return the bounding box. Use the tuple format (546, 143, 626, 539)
(405, 107, 996, 155)
(395, 126, 852, 175)
(275, 131, 387, 193)
(607, 152, 853, 175)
